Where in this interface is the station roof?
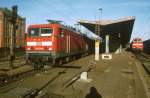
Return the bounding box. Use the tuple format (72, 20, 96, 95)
(78, 16, 135, 45)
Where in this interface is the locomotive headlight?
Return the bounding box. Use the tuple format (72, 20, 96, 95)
(27, 47, 31, 50)
(27, 42, 36, 46)
(42, 42, 52, 46)
(48, 48, 52, 50)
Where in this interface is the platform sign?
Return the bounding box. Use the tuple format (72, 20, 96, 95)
(95, 40, 100, 61)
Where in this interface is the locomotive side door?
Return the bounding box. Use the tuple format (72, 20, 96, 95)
(64, 29, 70, 55)
(66, 29, 70, 54)
(59, 28, 70, 55)
(60, 28, 70, 58)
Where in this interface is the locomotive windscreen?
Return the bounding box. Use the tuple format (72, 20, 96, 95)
(28, 28, 53, 37)
(41, 28, 53, 36)
(28, 28, 40, 37)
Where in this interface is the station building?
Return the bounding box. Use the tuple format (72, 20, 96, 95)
(0, 7, 26, 57)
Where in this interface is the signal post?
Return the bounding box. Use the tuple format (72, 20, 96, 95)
(9, 5, 17, 68)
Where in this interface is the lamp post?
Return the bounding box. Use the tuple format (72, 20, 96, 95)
(98, 8, 102, 35)
(95, 8, 102, 61)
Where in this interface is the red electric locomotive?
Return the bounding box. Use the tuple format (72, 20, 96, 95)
(26, 23, 92, 67)
(131, 38, 143, 51)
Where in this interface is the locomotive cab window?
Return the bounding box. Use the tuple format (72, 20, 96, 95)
(133, 38, 142, 42)
(41, 28, 53, 36)
(28, 28, 40, 37)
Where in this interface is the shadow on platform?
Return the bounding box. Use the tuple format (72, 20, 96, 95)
(85, 86, 102, 98)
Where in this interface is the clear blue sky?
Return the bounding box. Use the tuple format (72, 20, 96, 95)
(1, 0, 150, 41)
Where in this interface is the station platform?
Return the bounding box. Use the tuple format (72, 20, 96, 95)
(55, 52, 148, 98)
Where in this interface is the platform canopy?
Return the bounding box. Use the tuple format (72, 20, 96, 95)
(78, 16, 135, 48)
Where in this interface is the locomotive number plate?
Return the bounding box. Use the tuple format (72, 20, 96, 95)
(37, 42, 42, 46)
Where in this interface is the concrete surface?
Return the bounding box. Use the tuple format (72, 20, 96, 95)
(44, 52, 148, 98)
(0, 52, 149, 98)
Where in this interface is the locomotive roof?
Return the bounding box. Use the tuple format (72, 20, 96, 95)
(28, 23, 88, 38)
(133, 38, 142, 40)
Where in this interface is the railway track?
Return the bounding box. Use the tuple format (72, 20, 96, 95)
(0, 55, 45, 88)
(0, 61, 60, 88)
(0, 56, 26, 70)
(0, 64, 34, 87)
(0, 60, 96, 98)
(133, 51, 150, 74)
(0, 56, 25, 63)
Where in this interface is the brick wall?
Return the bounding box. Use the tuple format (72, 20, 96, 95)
(0, 8, 26, 57)
(0, 8, 25, 48)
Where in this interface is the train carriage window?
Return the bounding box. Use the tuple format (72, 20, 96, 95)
(41, 28, 53, 36)
(28, 28, 39, 37)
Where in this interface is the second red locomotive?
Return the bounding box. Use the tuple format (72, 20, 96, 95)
(131, 38, 143, 51)
(26, 23, 94, 67)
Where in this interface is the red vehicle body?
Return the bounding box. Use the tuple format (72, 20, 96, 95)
(131, 38, 143, 51)
(26, 23, 92, 66)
